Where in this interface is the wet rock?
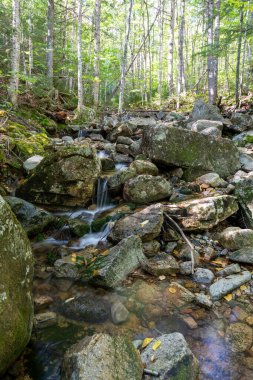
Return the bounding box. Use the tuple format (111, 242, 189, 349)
(240, 153, 253, 172)
(164, 282, 195, 308)
(129, 160, 159, 176)
(34, 295, 53, 311)
(190, 99, 224, 122)
(219, 227, 253, 250)
(101, 157, 115, 171)
(108, 167, 136, 194)
(143, 240, 160, 257)
(164, 196, 238, 231)
(109, 204, 163, 242)
(90, 236, 146, 288)
(0, 196, 33, 375)
(17, 144, 101, 207)
(209, 271, 252, 300)
(123, 175, 172, 204)
(225, 322, 253, 352)
(111, 301, 129, 324)
(59, 295, 110, 323)
(142, 125, 240, 178)
(195, 293, 213, 309)
(68, 218, 90, 237)
(23, 154, 44, 171)
(34, 311, 57, 329)
(142, 253, 179, 276)
(182, 316, 198, 329)
(62, 333, 143, 380)
(4, 196, 54, 236)
(135, 281, 161, 304)
(196, 172, 227, 188)
(54, 256, 82, 279)
(229, 248, 253, 264)
(141, 333, 199, 380)
(193, 268, 214, 284)
(216, 264, 241, 277)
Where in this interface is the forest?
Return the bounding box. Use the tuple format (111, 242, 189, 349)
(2, 1, 253, 380)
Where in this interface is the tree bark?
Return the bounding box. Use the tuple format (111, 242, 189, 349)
(158, 0, 164, 105)
(77, 0, 84, 112)
(207, 0, 216, 104)
(235, 8, 244, 106)
(178, 0, 186, 97)
(9, 0, 21, 108)
(46, 0, 54, 88)
(118, 0, 133, 113)
(93, 0, 101, 108)
(213, 0, 221, 102)
(168, 0, 175, 94)
(27, 0, 33, 81)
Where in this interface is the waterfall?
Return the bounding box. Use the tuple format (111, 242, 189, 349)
(93, 177, 110, 210)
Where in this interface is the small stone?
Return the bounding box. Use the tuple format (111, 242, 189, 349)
(34, 295, 53, 310)
(34, 311, 57, 328)
(216, 264, 241, 277)
(182, 316, 198, 329)
(193, 268, 215, 284)
(142, 253, 179, 276)
(111, 302, 129, 324)
(179, 261, 193, 275)
(195, 293, 213, 309)
(209, 271, 252, 301)
(225, 322, 253, 352)
(231, 306, 248, 321)
(246, 316, 253, 326)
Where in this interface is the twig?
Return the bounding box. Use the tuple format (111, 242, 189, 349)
(143, 369, 160, 377)
(164, 213, 195, 274)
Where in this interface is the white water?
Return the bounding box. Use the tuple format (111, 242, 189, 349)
(70, 222, 113, 249)
(96, 150, 110, 159)
(115, 163, 128, 171)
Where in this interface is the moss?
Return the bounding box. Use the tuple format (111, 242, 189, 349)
(15, 132, 49, 157)
(91, 216, 111, 232)
(245, 135, 253, 143)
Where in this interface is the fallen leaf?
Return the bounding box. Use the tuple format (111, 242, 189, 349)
(240, 285, 247, 291)
(224, 294, 233, 301)
(150, 355, 155, 362)
(152, 340, 161, 351)
(140, 220, 149, 227)
(168, 287, 177, 294)
(101, 250, 109, 256)
(142, 337, 153, 349)
(92, 269, 100, 277)
(159, 275, 166, 281)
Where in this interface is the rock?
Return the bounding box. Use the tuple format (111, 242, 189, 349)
(116, 143, 130, 155)
(182, 316, 198, 329)
(123, 175, 172, 204)
(195, 293, 213, 309)
(23, 155, 44, 171)
(17, 144, 101, 207)
(109, 204, 163, 242)
(209, 271, 252, 300)
(4, 196, 54, 236)
(143, 240, 160, 257)
(196, 172, 227, 188)
(129, 140, 142, 157)
(231, 113, 253, 132)
(232, 130, 253, 147)
(193, 268, 214, 284)
(216, 264, 241, 277)
(191, 119, 223, 132)
(229, 248, 253, 264)
(141, 333, 199, 380)
(142, 125, 240, 178)
(219, 227, 253, 250)
(234, 178, 253, 228)
(127, 117, 157, 131)
(101, 157, 115, 171)
(200, 126, 222, 137)
(109, 124, 133, 142)
(240, 153, 253, 172)
(129, 160, 159, 176)
(62, 333, 143, 380)
(225, 323, 253, 352)
(59, 295, 110, 323)
(34, 295, 53, 311)
(164, 282, 195, 308)
(117, 136, 134, 145)
(142, 253, 179, 276)
(190, 99, 224, 122)
(0, 197, 33, 375)
(111, 302, 129, 324)
(108, 167, 136, 194)
(164, 196, 238, 231)
(90, 236, 146, 288)
(54, 256, 81, 279)
(62, 136, 74, 144)
(180, 261, 193, 275)
(68, 218, 90, 237)
(34, 311, 57, 329)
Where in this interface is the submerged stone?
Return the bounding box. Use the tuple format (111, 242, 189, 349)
(209, 271, 252, 300)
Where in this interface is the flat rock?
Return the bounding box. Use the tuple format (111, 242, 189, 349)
(196, 172, 227, 188)
(240, 153, 253, 172)
(219, 227, 253, 250)
(209, 271, 252, 300)
(225, 322, 253, 352)
(142, 253, 179, 276)
(141, 333, 199, 380)
(229, 248, 253, 264)
(23, 155, 44, 171)
(164, 282, 195, 308)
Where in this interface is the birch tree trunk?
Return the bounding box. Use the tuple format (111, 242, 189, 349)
(158, 0, 164, 105)
(178, 0, 186, 97)
(93, 0, 101, 108)
(118, 0, 133, 114)
(27, 0, 33, 81)
(168, 0, 175, 94)
(9, 0, 21, 108)
(235, 8, 244, 106)
(207, 0, 216, 104)
(213, 0, 221, 102)
(46, 0, 54, 88)
(77, 0, 84, 112)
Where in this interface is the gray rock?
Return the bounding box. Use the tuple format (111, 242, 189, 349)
(229, 248, 253, 264)
(141, 333, 199, 380)
(219, 227, 253, 250)
(109, 204, 163, 242)
(117, 136, 134, 145)
(216, 264, 241, 277)
(225, 323, 253, 353)
(123, 175, 172, 204)
(180, 261, 193, 275)
(23, 155, 44, 171)
(200, 126, 222, 137)
(142, 125, 240, 178)
(129, 140, 142, 157)
(195, 293, 213, 309)
(62, 333, 143, 380)
(90, 236, 146, 288)
(62, 136, 74, 144)
(4, 196, 54, 236)
(0, 196, 33, 375)
(231, 113, 253, 131)
(164, 282, 195, 308)
(108, 167, 136, 194)
(111, 302, 129, 324)
(191, 119, 223, 132)
(129, 160, 159, 176)
(127, 117, 157, 131)
(143, 240, 160, 257)
(109, 124, 133, 142)
(116, 143, 130, 155)
(193, 268, 214, 284)
(54, 256, 81, 279)
(142, 253, 179, 276)
(196, 172, 227, 188)
(240, 153, 253, 172)
(232, 130, 253, 147)
(190, 99, 224, 122)
(34, 311, 57, 329)
(209, 271, 252, 300)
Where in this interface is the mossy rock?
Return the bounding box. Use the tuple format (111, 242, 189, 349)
(15, 132, 49, 157)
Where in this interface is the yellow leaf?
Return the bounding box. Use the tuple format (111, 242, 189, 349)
(0, 110, 6, 117)
(240, 285, 247, 291)
(224, 293, 233, 301)
(142, 338, 153, 348)
(141, 220, 149, 227)
(101, 250, 109, 256)
(152, 340, 161, 351)
(168, 287, 177, 294)
(92, 269, 100, 277)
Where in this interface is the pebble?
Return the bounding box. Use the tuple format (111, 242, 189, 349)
(193, 268, 215, 284)
(34, 311, 57, 328)
(111, 301, 129, 324)
(182, 316, 198, 329)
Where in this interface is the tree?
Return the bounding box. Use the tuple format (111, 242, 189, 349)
(46, 0, 54, 89)
(77, 0, 84, 112)
(9, 0, 21, 107)
(178, 0, 186, 98)
(168, 0, 175, 94)
(93, 0, 101, 108)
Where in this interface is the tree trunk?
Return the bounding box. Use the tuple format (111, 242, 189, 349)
(77, 0, 84, 112)
(168, 0, 175, 94)
(118, 0, 133, 114)
(213, 0, 221, 102)
(158, 0, 164, 105)
(235, 8, 244, 106)
(207, 0, 216, 104)
(9, 0, 21, 108)
(178, 0, 186, 97)
(46, 0, 54, 88)
(27, 0, 33, 81)
(93, 0, 101, 108)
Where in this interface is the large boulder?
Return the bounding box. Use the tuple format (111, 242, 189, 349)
(17, 143, 101, 207)
(142, 125, 240, 178)
(62, 333, 143, 380)
(219, 227, 253, 250)
(109, 204, 163, 242)
(4, 196, 54, 236)
(141, 333, 199, 380)
(234, 178, 253, 228)
(164, 196, 238, 231)
(190, 99, 224, 122)
(0, 196, 33, 375)
(123, 175, 172, 204)
(90, 235, 146, 288)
